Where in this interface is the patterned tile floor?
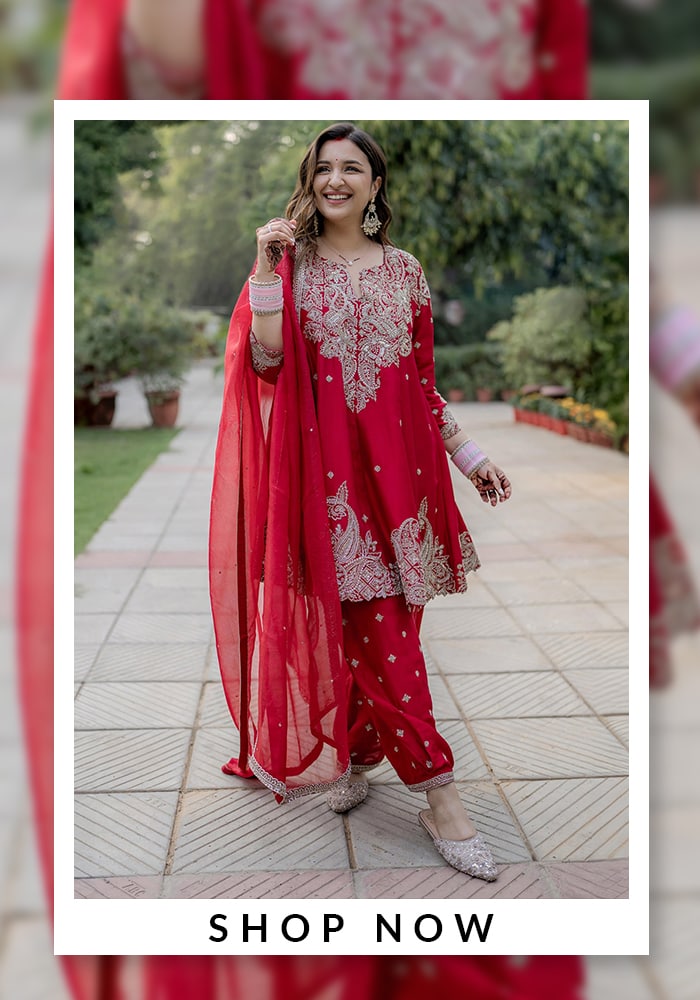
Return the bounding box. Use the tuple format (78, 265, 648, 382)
(1, 97, 699, 996)
(71, 363, 631, 900)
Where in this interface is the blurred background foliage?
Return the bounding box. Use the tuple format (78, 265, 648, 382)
(592, 0, 700, 201)
(73, 118, 629, 432)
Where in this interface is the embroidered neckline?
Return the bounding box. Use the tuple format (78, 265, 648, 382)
(313, 245, 388, 298)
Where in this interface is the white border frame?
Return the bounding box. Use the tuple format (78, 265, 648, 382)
(58, 99, 648, 957)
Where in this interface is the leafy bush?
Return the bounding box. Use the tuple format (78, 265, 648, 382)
(433, 342, 505, 398)
(75, 274, 197, 398)
(487, 287, 591, 391)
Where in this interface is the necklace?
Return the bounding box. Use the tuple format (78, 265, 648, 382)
(319, 236, 369, 266)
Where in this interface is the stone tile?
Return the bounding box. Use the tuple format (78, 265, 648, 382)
(502, 777, 628, 862)
(509, 603, 623, 634)
(485, 578, 590, 606)
(585, 957, 656, 1000)
(354, 863, 551, 899)
(0, 917, 71, 1000)
(428, 582, 499, 608)
(472, 718, 628, 779)
(470, 542, 539, 562)
(74, 644, 101, 681)
(75, 729, 192, 791)
(89, 643, 210, 682)
(651, 806, 700, 894)
(427, 674, 460, 721)
(74, 875, 163, 899)
(139, 567, 210, 588)
(122, 585, 211, 614)
(74, 613, 116, 644)
(536, 632, 628, 669)
(428, 636, 551, 674)
(163, 871, 355, 898)
(74, 682, 201, 729)
(156, 535, 209, 552)
(449, 671, 588, 719)
(348, 782, 530, 870)
(74, 568, 141, 613)
(421, 607, 521, 639)
(109, 612, 213, 644)
(476, 559, 564, 583)
(198, 681, 234, 727)
(170, 789, 348, 873)
(603, 715, 629, 748)
(566, 668, 628, 715)
(188, 727, 249, 789)
(6, 819, 50, 915)
(148, 551, 208, 567)
(75, 550, 151, 568)
(647, 899, 700, 1000)
(74, 792, 178, 876)
(544, 860, 628, 898)
(536, 541, 619, 559)
(87, 532, 160, 552)
(605, 602, 629, 626)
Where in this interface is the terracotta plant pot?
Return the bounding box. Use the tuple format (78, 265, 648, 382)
(74, 390, 117, 427)
(475, 387, 494, 403)
(447, 388, 465, 402)
(146, 390, 180, 428)
(552, 418, 569, 435)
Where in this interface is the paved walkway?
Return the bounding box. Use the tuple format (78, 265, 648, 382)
(74, 365, 630, 902)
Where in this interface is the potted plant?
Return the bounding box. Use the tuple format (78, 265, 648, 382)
(74, 287, 142, 426)
(130, 302, 197, 427)
(141, 372, 184, 428)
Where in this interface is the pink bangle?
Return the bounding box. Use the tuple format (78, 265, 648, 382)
(450, 439, 489, 478)
(249, 275, 283, 316)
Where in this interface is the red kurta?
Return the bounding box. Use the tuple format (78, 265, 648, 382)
(254, 246, 479, 609)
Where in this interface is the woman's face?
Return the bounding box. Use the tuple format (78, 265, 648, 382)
(312, 137, 381, 229)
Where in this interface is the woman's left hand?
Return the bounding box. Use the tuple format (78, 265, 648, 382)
(470, 462, 512, 506)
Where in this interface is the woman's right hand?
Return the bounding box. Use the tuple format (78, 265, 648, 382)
(255, 218, 297, 278)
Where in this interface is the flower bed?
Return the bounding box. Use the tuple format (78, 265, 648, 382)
(512, 393, 622, 450)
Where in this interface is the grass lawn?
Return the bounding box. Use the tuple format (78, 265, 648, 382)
(75, 427, 180, 555)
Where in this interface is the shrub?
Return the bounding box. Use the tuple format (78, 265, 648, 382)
(487, 287, 591, 390)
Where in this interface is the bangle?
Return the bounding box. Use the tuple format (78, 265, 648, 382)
(249, 274, 283, 316)
(450, 438, 489, 478)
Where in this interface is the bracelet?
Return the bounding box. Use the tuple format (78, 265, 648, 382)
(249, 274, 283, 316)
(449, 438, 489, 478)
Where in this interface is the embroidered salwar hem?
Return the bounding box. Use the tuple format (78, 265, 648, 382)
(351, 762, 384, 773)
(406, 771, 455, 793)
(248, 753, 352, 804)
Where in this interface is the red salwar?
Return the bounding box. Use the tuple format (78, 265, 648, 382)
(344, 596, 455, 789)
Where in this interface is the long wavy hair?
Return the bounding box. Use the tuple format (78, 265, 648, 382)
(285, 122, 393, 254)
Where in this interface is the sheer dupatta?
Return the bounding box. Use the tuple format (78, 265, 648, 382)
(209, 250, 351, 802)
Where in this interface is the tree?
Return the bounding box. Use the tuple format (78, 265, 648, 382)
(74, 120, 164, 266)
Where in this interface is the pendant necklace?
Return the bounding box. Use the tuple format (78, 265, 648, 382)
(320, 236, 368, 266)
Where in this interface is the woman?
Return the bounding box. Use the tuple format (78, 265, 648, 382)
(649, 298, 700, 685)
(58, 0, 589, 100)
(209, 122, 511, 880)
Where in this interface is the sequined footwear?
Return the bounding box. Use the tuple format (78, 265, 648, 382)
(418, 809, 498, 881)
(326, 777, 369, 813)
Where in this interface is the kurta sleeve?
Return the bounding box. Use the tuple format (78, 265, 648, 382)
(410, 262, 461, 442)
(535, 0, 588, 99)
(249, 328, 284, 384)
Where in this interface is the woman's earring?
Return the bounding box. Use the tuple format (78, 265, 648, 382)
(362, 198, 381, 236)
(313, 212, 320, 237)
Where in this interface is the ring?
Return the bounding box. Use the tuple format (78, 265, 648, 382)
(267, 223, 272, 234)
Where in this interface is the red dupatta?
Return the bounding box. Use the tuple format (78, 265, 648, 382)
(209, 250, 351, 801)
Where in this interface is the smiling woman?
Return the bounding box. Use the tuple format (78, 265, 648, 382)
(209, 122, 512, 882)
